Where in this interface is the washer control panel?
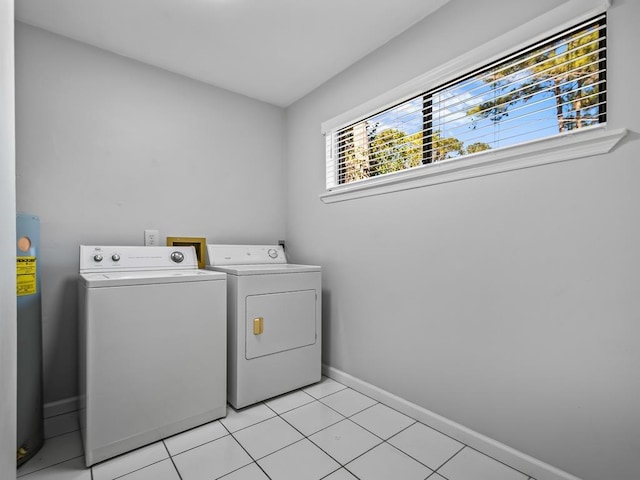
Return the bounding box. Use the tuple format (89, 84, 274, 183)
(207, 244, 287, 266)
(80, 245, 198, 273)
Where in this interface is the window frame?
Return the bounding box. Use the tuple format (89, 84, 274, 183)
(320, 0, 624, 204)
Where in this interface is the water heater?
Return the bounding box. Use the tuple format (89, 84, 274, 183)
(16, 213, 44, 466)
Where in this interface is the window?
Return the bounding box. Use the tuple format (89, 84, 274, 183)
(322, 12, 623, 202)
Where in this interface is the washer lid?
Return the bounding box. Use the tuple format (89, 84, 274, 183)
(80, 269, 226, 287)
(206, 263, 320, 276)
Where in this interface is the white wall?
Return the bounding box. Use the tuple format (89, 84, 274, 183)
(285, 1, 640, 480)
(0, 0, 17, 478)
(15, 23, 287, 405)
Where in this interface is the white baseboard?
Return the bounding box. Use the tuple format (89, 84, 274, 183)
(322, 364, 582, 480)
(43, 396, 78, 419)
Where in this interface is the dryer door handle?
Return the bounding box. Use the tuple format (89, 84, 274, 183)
(253, 317, 264, 335)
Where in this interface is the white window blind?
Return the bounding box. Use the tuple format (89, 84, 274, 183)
(325, 14, 607, 191)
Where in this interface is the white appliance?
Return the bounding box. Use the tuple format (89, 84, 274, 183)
(206, 244, 321, 409)
(78, 245, 227, 466)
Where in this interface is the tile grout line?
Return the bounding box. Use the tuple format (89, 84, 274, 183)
(162, 440, 183, 480)
(43, 410, 78, 421)
(109, 458, 169, 480)
(160, 417, 234, 458)
(16, 454, 85, 478)
(431, 444, 465, 475)
(211, 432, 265, 480)
(265, 400, 343, 464)
(43, 428, 81, 442)
(458, 444, 533, 479)
(225, 408, 280, 479)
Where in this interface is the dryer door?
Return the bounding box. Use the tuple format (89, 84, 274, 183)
(245, 289, 317, 359)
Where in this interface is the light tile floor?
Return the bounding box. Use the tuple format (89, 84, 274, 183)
(17, 377, 537, 480)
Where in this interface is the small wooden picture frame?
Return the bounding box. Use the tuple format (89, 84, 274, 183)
(166, 237, 207, 269)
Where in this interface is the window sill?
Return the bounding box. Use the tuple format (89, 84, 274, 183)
(319, 126, 627, 204)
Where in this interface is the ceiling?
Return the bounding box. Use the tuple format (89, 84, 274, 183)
(15, 0, 450, 107)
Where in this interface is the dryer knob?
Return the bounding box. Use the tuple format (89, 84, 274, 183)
(111, 254, 120, 262)
(93, 254, 103, 262)
(170, 251, 185, 263)
(268, 248, 278, 259)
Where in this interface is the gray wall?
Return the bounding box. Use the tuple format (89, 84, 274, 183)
(1, 0, 17, 478)
(284, 1, 640, 480)
(15, 23, 287, 405)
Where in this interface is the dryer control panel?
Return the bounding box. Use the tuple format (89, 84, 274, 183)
(207, 244, 287, 266)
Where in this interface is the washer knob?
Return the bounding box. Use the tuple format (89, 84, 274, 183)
(93, 254, 103, 262)
(268, 248, 278, 259)
(111, 254, 120, 262)
(170, 251, 185, 263)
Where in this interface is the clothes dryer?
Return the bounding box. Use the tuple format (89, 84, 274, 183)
(78, 245, 226, 466)
(206, 244, 321, 409)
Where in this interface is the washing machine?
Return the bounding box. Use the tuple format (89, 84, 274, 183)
(78, 245, 227, 466)
(206, 244, 321, 409)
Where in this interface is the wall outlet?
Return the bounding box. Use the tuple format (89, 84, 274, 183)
(144, 229, 160, 246)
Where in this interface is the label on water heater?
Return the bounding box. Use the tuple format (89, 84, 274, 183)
(16, 256, 37, 296)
